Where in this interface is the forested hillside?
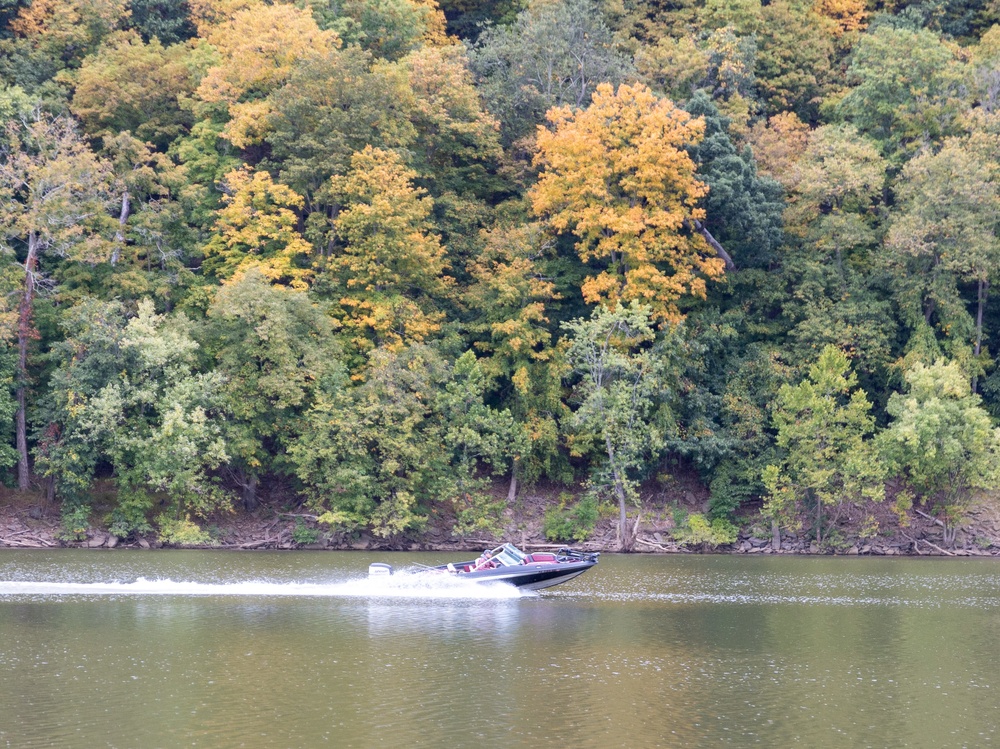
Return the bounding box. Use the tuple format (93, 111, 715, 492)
(0, 0, 997, 550)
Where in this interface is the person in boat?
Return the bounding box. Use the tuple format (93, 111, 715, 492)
(473, 549, 493, 570)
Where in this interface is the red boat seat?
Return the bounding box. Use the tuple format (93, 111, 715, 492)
(525, 553, 557, 563)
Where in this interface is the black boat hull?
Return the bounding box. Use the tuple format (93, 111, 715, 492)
(449, 559, 597, 590)
(370, 545, 599, 591)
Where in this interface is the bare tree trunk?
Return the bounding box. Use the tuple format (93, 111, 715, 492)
(606, 435, 633, 552)
(973, 278, 988, 393)
(614, 476, 632, 551)
(16, 234, 38, 491)
(809, 489, 823, 545)
(110, 189, 130, 265)
(242, 471, 259, 512)
(943, 522, 957, 548)
(507, 460, 518, 503)
(924, 297, 936, 324)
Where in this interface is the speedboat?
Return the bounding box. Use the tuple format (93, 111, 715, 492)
(368, 543, 599, 591)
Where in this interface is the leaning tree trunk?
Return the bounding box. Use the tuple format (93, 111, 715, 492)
(691, 219, 736, 271)
(15, 233, 38, 491)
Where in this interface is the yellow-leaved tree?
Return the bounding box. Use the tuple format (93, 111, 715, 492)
(194, 1, 339, 148)
(202, 167, 313, 289)
(529, 82, 724, 324)
(813, 0, 868, 40)
(327, 146, 453, 363)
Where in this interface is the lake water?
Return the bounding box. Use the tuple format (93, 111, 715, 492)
(0, 550, 997, 748)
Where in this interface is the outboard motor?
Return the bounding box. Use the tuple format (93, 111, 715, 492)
(368, 562, 393, 578)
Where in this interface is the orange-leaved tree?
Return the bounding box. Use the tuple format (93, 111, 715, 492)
(529, 82, 724, 324)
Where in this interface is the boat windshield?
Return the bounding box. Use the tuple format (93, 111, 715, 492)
(493, 543, 527, 567)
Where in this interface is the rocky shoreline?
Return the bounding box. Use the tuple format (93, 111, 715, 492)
(2, 495, 998, 557)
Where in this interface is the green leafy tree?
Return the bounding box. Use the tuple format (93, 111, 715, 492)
(93, 132, 199, 306)
(616, 0, 701, 46)
(879, 359, 1000, 545)
(684, 91, 784, 268)
(707, 343, 790, 520)
(698, 0, 764, 34)
(755, 0, 835, 120)
(167, 118, 242, 233)
(780, 124, 895, 380)
(309, 0, 447, 61)
(465, 222, 569, 491)
(289, 344, 451, 537)
(390, 44, 505, 263)
(637, 26, 758, 126)
(563, 302, 676, 551)
(400, 44, 503, 199)
(835, 26, 968, 161)
(430, 0, 522, 39)
(38, 299, 231, 540)
(128, 0, 195, 45)
(0, 343, 21, 481)
(763, 345, 885, 543)
(65, 31, 196, 150)
(436, 350, 523, 535)
(206, 269, 345, 509)
(266, 46, 415, 204)
(34, 298, 125, 505)
(884, 138, 1000, 382)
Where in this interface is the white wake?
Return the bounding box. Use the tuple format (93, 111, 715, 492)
(0, 572, 527, 599)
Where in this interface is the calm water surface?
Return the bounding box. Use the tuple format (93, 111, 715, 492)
(0, 550, 997, 748)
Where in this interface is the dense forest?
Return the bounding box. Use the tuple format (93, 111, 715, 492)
(0, 0, 997, 551)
